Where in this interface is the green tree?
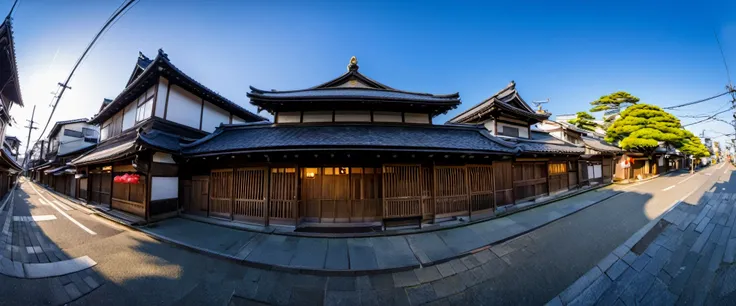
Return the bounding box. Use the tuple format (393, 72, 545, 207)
(590, 91, 640, 128)
(679, 130, 710, 158)
(605, 104, 684, 153)
(567, 111, 599, 131)
(590, 91, 640, 113)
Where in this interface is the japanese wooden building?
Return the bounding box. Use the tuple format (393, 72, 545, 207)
(537, 120, 622, 185)
(447, 81, 586, 204)
(178, 57, 525, 230)
(70, 50, 264, 220)
(0, 17, 23, 198)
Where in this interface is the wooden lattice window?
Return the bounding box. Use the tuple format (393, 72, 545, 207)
(548, 162, 567, 175)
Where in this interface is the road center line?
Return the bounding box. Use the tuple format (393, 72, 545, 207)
(677, 175, 696, 185)
(662, 185, 675, 191)
(28, 182, 96, 235)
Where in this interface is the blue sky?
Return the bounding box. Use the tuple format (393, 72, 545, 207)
(5, 0, 736, 152)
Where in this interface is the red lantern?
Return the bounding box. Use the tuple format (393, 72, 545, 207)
(129, 174, 140, 184)
(113, 176, 122, 183)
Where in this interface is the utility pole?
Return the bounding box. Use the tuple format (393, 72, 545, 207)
(22, 105, 38, 174)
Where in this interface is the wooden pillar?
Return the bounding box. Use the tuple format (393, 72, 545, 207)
(431, 163, 437, 222)
(264, 167, 271, 227)
(465, 165, 471, 218)
(230, 167, 235, 221)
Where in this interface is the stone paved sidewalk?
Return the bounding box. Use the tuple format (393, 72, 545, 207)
(142, 187, 621, 274)
(548, 191, 736, 306)
(0, 181, 105, 305)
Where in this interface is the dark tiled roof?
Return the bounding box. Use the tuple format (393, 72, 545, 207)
(71, 139, 137, 166)
(506, 131, 585, 154)
(182, 123, 517, 156)
(248, 58, 460, 116)
(137, 129, 183, 153)
(448, 81, 548, 124)
(249, 87, 460, 103)
(1, 147, 21, 171)
(48, 118, 89, 138)
(581, 136, 622, 154)
(90, 49, 265, 124)
(0, 18, 22, 107)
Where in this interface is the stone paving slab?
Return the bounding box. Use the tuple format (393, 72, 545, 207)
(140, 187, 622, 274)
(548, 191, 736, 305)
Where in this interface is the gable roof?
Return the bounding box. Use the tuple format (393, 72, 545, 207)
(447, 81, 548, 124)
(581, 136, 622, 154)
(248, 57, 461, 117)
(48, 118, 89, 138)
(126, 52, 153, 86)
(90, 49, 265, 125)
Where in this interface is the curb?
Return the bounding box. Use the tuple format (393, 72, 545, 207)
(182, 182, 615, 240)
(546, 165, 723, 305)
(102, 189, 624, 276)
(23, 179, 634, 276)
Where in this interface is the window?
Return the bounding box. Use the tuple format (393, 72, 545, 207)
(63, 129, 83, 138)
(500, 126, 520, 137)
(548, 162, 567, 175)
(564, 133, 578, 144)
(136, 97, 154, 122)
(83, 127, 98, 143)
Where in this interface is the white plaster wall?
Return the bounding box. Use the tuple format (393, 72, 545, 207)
(404, 113, 429, 124)
(122, 102, 136, 131)
(277, 112, 300, 123)
(166, 85, 201, 129)
(155, 78, 168, 118)
(302, 111, 333, 123)
(58, 122, 97, 155)
(373, 111, 402, 123)
(201, 101, 230, 133)
(152, 152, 176, 164)
(151, 177, 178, 200)
(483, 120, 496, 135)
(335, 111, 370, 122)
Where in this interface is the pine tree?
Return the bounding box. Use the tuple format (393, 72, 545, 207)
(567, 111, 599, 131)
(605, 104, 684, 153)
(590, 91, 640, 128)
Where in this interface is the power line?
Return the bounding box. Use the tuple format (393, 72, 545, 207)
(715, 30, 733, 88)
(24, 0, 137, 167)
(662, 91, 732, 110)
(682, 106, 736, 127)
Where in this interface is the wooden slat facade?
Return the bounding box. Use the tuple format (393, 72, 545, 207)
(182, 156, 622, 228)
(382, 165, 422, 219)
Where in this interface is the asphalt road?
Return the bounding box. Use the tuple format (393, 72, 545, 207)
(0, 164, 731, 305)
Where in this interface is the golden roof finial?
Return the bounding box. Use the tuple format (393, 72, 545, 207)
(347, 56, 359, 71)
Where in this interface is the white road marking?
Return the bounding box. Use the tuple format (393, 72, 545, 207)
(38, 198, 50, 206)
(53, 200, 72, 211)
(662, 185, 675, 191)
(28, 183, 96, 235)
(677, 175, 696, 185)
(13, 215, 57, 222)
